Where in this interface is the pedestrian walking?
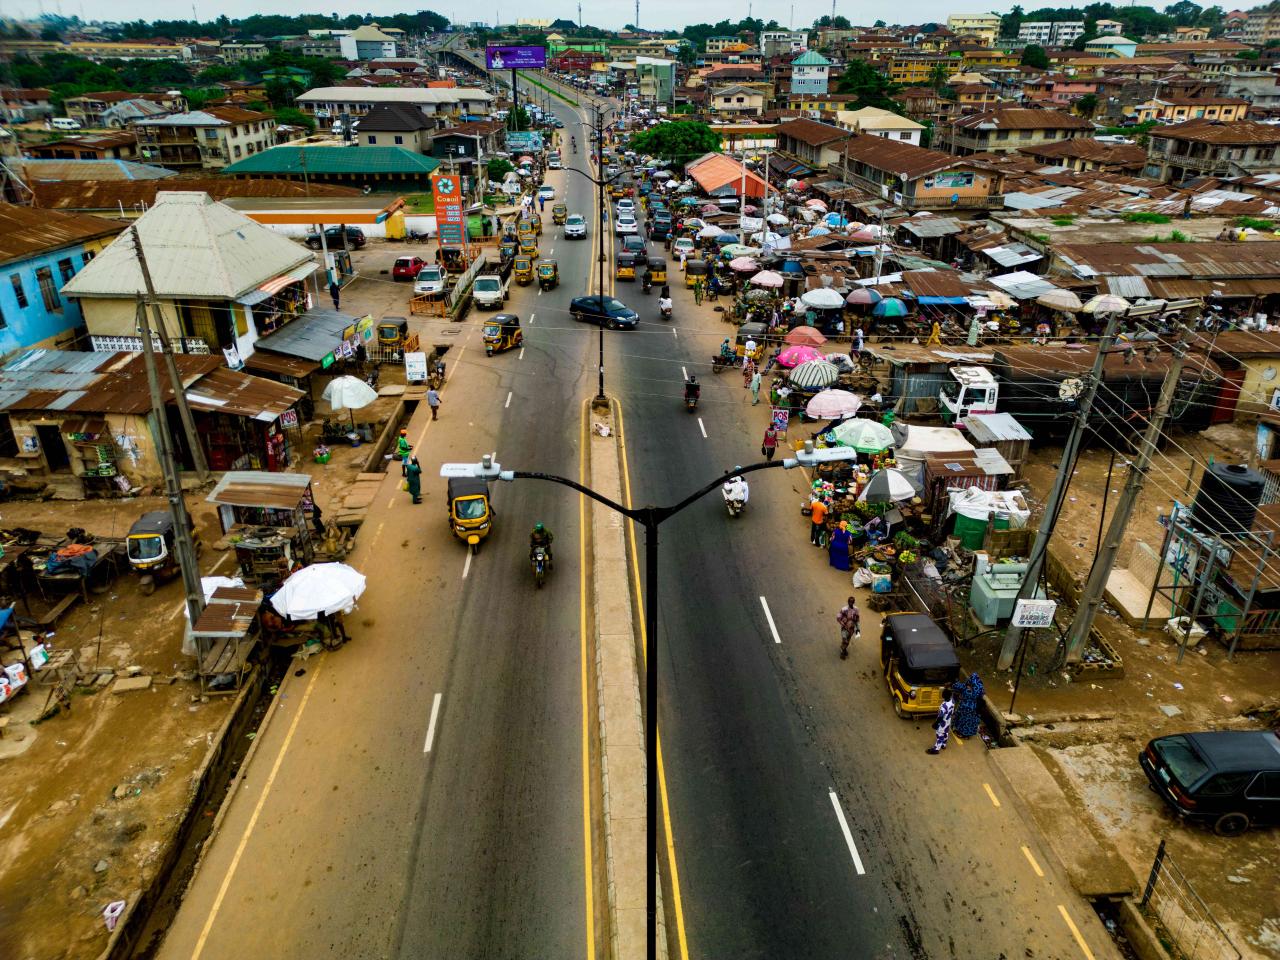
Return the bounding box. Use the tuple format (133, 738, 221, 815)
(761, 424, 777, 460)
(678, 250, 687, 272)
(836, 597, 860, 659)
(693, 279, 704, 305)
(854, 326, 864, 355)
(750, 370, 762, 404)
(329, 280, 341, 310)
(926, 688, 956, 754)
(538, 195, 545, 212)
(809, 498, 828, 546)
(741, 357, 755, 388)
(427, 387, 441, 420)
(953, 673, 985, 738)
(404, 456, 423, 504)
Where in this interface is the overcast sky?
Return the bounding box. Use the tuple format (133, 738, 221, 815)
(26, 0, 1043, 30)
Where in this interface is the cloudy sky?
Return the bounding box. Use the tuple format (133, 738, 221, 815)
(34, 0, 1032, 30)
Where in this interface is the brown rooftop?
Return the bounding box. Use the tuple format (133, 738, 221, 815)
(1149, 118, 1280, 145)
(0, 202, 124, 267)
(30, 178, 359, 212)
(1020, 137, 1147, 166)
(773, 117, 850, 146)
(839, 133, 988, 179)
(952, 107, 1093, 131)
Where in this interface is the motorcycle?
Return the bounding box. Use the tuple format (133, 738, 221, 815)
(532, 546, 549, 588)
(659, 302, 673, 322)
(684, 394, 698, 412)
(722, 480, 747, 518)
(710, 354, 736, 374)
(642, 275, 652, 295)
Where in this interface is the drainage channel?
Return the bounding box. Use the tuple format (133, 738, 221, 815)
(125, 647, 292, 959)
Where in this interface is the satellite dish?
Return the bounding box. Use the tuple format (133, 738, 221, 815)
(1059, 377, 1084, 402)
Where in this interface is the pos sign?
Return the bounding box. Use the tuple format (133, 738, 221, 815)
(432, 171, 464, 245)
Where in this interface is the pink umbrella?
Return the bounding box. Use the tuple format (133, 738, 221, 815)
(743, 204, 759, 214)
(750, 270, 783, 288)
(786, 326, 827, 347)
(728, 256, 759, 272)
(701, 203, 719, 215)
(805, 198, 828, 210)
(845, 287, 883, 306)
(849, 227, 881, 242)
(777, 344, 822, 368)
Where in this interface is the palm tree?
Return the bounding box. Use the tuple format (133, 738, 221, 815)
(928, 61, 950, 92)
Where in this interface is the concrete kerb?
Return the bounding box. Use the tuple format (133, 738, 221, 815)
(588, 399, 665, 960)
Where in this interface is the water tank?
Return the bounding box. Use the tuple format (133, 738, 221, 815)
(1191, 463, 1265, 536)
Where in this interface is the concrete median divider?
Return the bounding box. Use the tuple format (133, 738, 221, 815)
(587, 400, 665, 960)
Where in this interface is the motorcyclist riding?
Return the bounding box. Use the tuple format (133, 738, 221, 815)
(722, 473, 749, 512)
(684, 375, 700, 402)
(719, 338, 734, 361)
(529, 522, 554, 567)
(658, 293, 673, 318)
(571, 136, 577, 153)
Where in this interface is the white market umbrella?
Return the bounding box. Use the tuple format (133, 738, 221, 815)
(801, 287, 846, 310)
(766, 212, 790, 226)
(750, 230, 786, 246)
(270, 562, 367, 620)
(858, 467, 920, 504)
(1082, 293, 1130, 314)
(832, 418, 895, 453)
(1036, 289, 1083, 312)
(750, 270, 784, 288)
(806, 389, 861, 419)
(698, 224, 723, 239)
(323, 375, 378, 426)
(788, 359, 840, 390)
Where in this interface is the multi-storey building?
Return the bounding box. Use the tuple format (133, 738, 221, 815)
(134, 107, 276, 171)
(1145, 118, 1280, 182)
(939, 106, 1092, 155)
(1244, 9, 1280, 46)
(790, 51, 832, 95)
(945, 14, 1001, 46)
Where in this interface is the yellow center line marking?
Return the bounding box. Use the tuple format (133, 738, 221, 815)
(1058, 904, 1098, 960)
(983, 782, 1002, 808)
(579, 399, 596, 960)
(190, 661, 324, 960)
(1021, 845, 1045, 877)
(614, 399, 690, 959)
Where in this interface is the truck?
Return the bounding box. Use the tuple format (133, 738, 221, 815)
(471, 274, 508, 310)
(938, 344, 1222, 442)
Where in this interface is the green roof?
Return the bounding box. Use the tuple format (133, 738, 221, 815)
(223, 146, 441, 177)
(792, 50, 831, 65)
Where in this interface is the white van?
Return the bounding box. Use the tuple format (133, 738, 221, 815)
(51, 117, 81, 131)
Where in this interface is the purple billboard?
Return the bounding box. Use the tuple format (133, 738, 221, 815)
(485, 44, 547, 70)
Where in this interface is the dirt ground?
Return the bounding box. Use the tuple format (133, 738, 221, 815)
(966, 423, 1280, 960)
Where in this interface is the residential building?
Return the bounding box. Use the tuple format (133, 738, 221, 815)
(1021, 74, 1101, 108)
(1084, 36, 1138, 58)
(833, 135, 1004, 211)
(772, 118, 851, 171)
(636, 57, 677, 103)
(338, 25, 400, 61)
(220, 42, 269, 63)
(834, 106, 925, 146)
(1222, 72, 1280, 108)
(29, 178, 361, 218)
(945, 14, 1000, 45)
(357, 103, 434, 152)
(294, 87, 492, 121)
(0, 39, 191, 60)
(888, 54, 953, 85)
(960, 48, 1019, 71)
(705, 36, 742, 54)
(1051, 21, 1086, 44)
(1018, 21, 1084, 45)
(286, 36, 342, 58)
(951, 84, 1001, 114)
(0, 88, 53, 122)
(134, 107, 276, 171)
(790, 51, 832, 96)
(1145, 118, 1280, 183)
(709, 84, 767, 116)
(222, 145, 440, 191)
(430, 120, 504, 168)
(64, 91, 186, 128)
(1, 159, 174, 206)
(1244, 8, 1280, 46)
(1018, 137, 1148, 174)
(940, 107, 1093, 155)
(786, 92, 863, 115)
(26, 132, 138, 161)
(0, 203, 124, 353)
(1094, 19, 1124, 35)
(1134, 40, 1249, 58)
(760, 31, 808, 58)
(1134, 96, 1249, 123)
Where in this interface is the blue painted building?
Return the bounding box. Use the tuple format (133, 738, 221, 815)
(0, 203, 123, 353)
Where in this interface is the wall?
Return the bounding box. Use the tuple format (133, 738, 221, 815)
(1, 243, 97, 353)
(7, 410, 159, 484)
(909, 168, 996, 202)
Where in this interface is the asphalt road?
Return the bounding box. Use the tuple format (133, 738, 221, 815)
(155, 94, 605, 960)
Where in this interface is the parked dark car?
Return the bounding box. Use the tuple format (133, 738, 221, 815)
(305, 226, 366, 250)
(1140, 730, 1280, 836)
(569, 295, 638, 330)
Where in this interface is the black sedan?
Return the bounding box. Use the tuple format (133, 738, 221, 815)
(569, 295, 638, 330)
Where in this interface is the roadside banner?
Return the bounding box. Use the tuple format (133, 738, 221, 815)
(486, 45, 547, 70)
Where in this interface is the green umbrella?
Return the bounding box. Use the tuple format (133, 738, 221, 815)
(830, 418, 894, 453)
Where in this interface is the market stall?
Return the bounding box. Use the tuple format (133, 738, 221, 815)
(207, 472, 317, 585)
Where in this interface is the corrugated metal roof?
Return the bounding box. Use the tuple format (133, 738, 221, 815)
(223, 146, 441, 177)
(61, 191, 316, 301)
(0, 202, 125, 267)
(983, 243, 1042, 268)
(901, 217, 963, 238)
(4, 157, 176, 183)
(987, 270, 1058, 299)
(253, 309, 356, 362)
(1105, 275, 1152, 297)
(207, 470, 312, 509)
(961, 412, 1033, 443)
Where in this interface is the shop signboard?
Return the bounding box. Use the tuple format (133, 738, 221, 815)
(505, 131, 544, 153)
(432, 171, 465, 245)
(1012, 599, 1058, 629)
(404, 351, 428, 383)
(485, 44, 547, 70)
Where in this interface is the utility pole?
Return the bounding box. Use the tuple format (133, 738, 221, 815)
(998, 312, 1121, 670)
(131, 227, 210, 483)
(594, 103, 607, 402)
(1064, 327, 1190, 661)
(132, 291, 205, 627)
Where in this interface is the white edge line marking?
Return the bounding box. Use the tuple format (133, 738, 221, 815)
(759, 596, 782, 644)
(697, 417, 707, 439)
(681, 365, 688, 380)
(519, 347, 525, 359)
(424, 692, 443, 753)
(168, 601, 185, 621)
(462, 550, 473, 579)
(530, 312, 536, 323)
(829, 790, 867, 875)
(672, 328, 678, 339)
(505, 391, 513, 408)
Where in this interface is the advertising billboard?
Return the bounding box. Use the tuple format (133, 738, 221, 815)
(505, 131, 544, 153)
(485, 44, 547, 70)
(432, 171, 465, 245)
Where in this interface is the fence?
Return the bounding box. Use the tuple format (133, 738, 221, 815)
(1140, 839, 1241, 960)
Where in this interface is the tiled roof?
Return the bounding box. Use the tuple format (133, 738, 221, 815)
(0, 203, 124, 267)
(1020, 137, 1147, 166)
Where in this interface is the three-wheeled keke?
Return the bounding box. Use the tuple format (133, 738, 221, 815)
(551, 203, 568, 225)
(880, 613, 961, 718)
(537, 259, 559, 290)
(645, 256, 667, 287)
(616, 251, 637, 282)
(447, 477, 493, 554)
(378, 317, 408, 349)
(483, 313, 523, 355)
(685, 258, 707, 289)
(500, 238, 518, 261)
(439, 244, 471, 276)
(735, 321, 768, 362)
(519, 235, 538, 258)
(513, 256, 534, 285)
(127, 511, 199, 595)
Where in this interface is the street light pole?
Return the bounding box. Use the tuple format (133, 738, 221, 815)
(441, 442, 856, 958)
(594, 102, 606, 402)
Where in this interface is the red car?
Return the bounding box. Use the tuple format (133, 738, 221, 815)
(392, 256, 427, 281)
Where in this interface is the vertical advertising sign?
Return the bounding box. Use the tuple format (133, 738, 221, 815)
(432, 171, 464, 246)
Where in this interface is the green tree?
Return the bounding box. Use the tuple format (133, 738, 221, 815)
(1072, 32, 1094, 51)
(265, 78, 301, 108)
(1000, 4, 1026, 38)
(834, 60, 902, 113)
(1238, 49, 1261, 59)
(272, 107, 315, 133)
(928, 61, 950, 91)
(487, 157, 515, 181)
(1074, 93, 1098, 117)
(1021, 44, 1050, 69)
(197, 65, 239, 84)
(628, 120, 721, 163)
